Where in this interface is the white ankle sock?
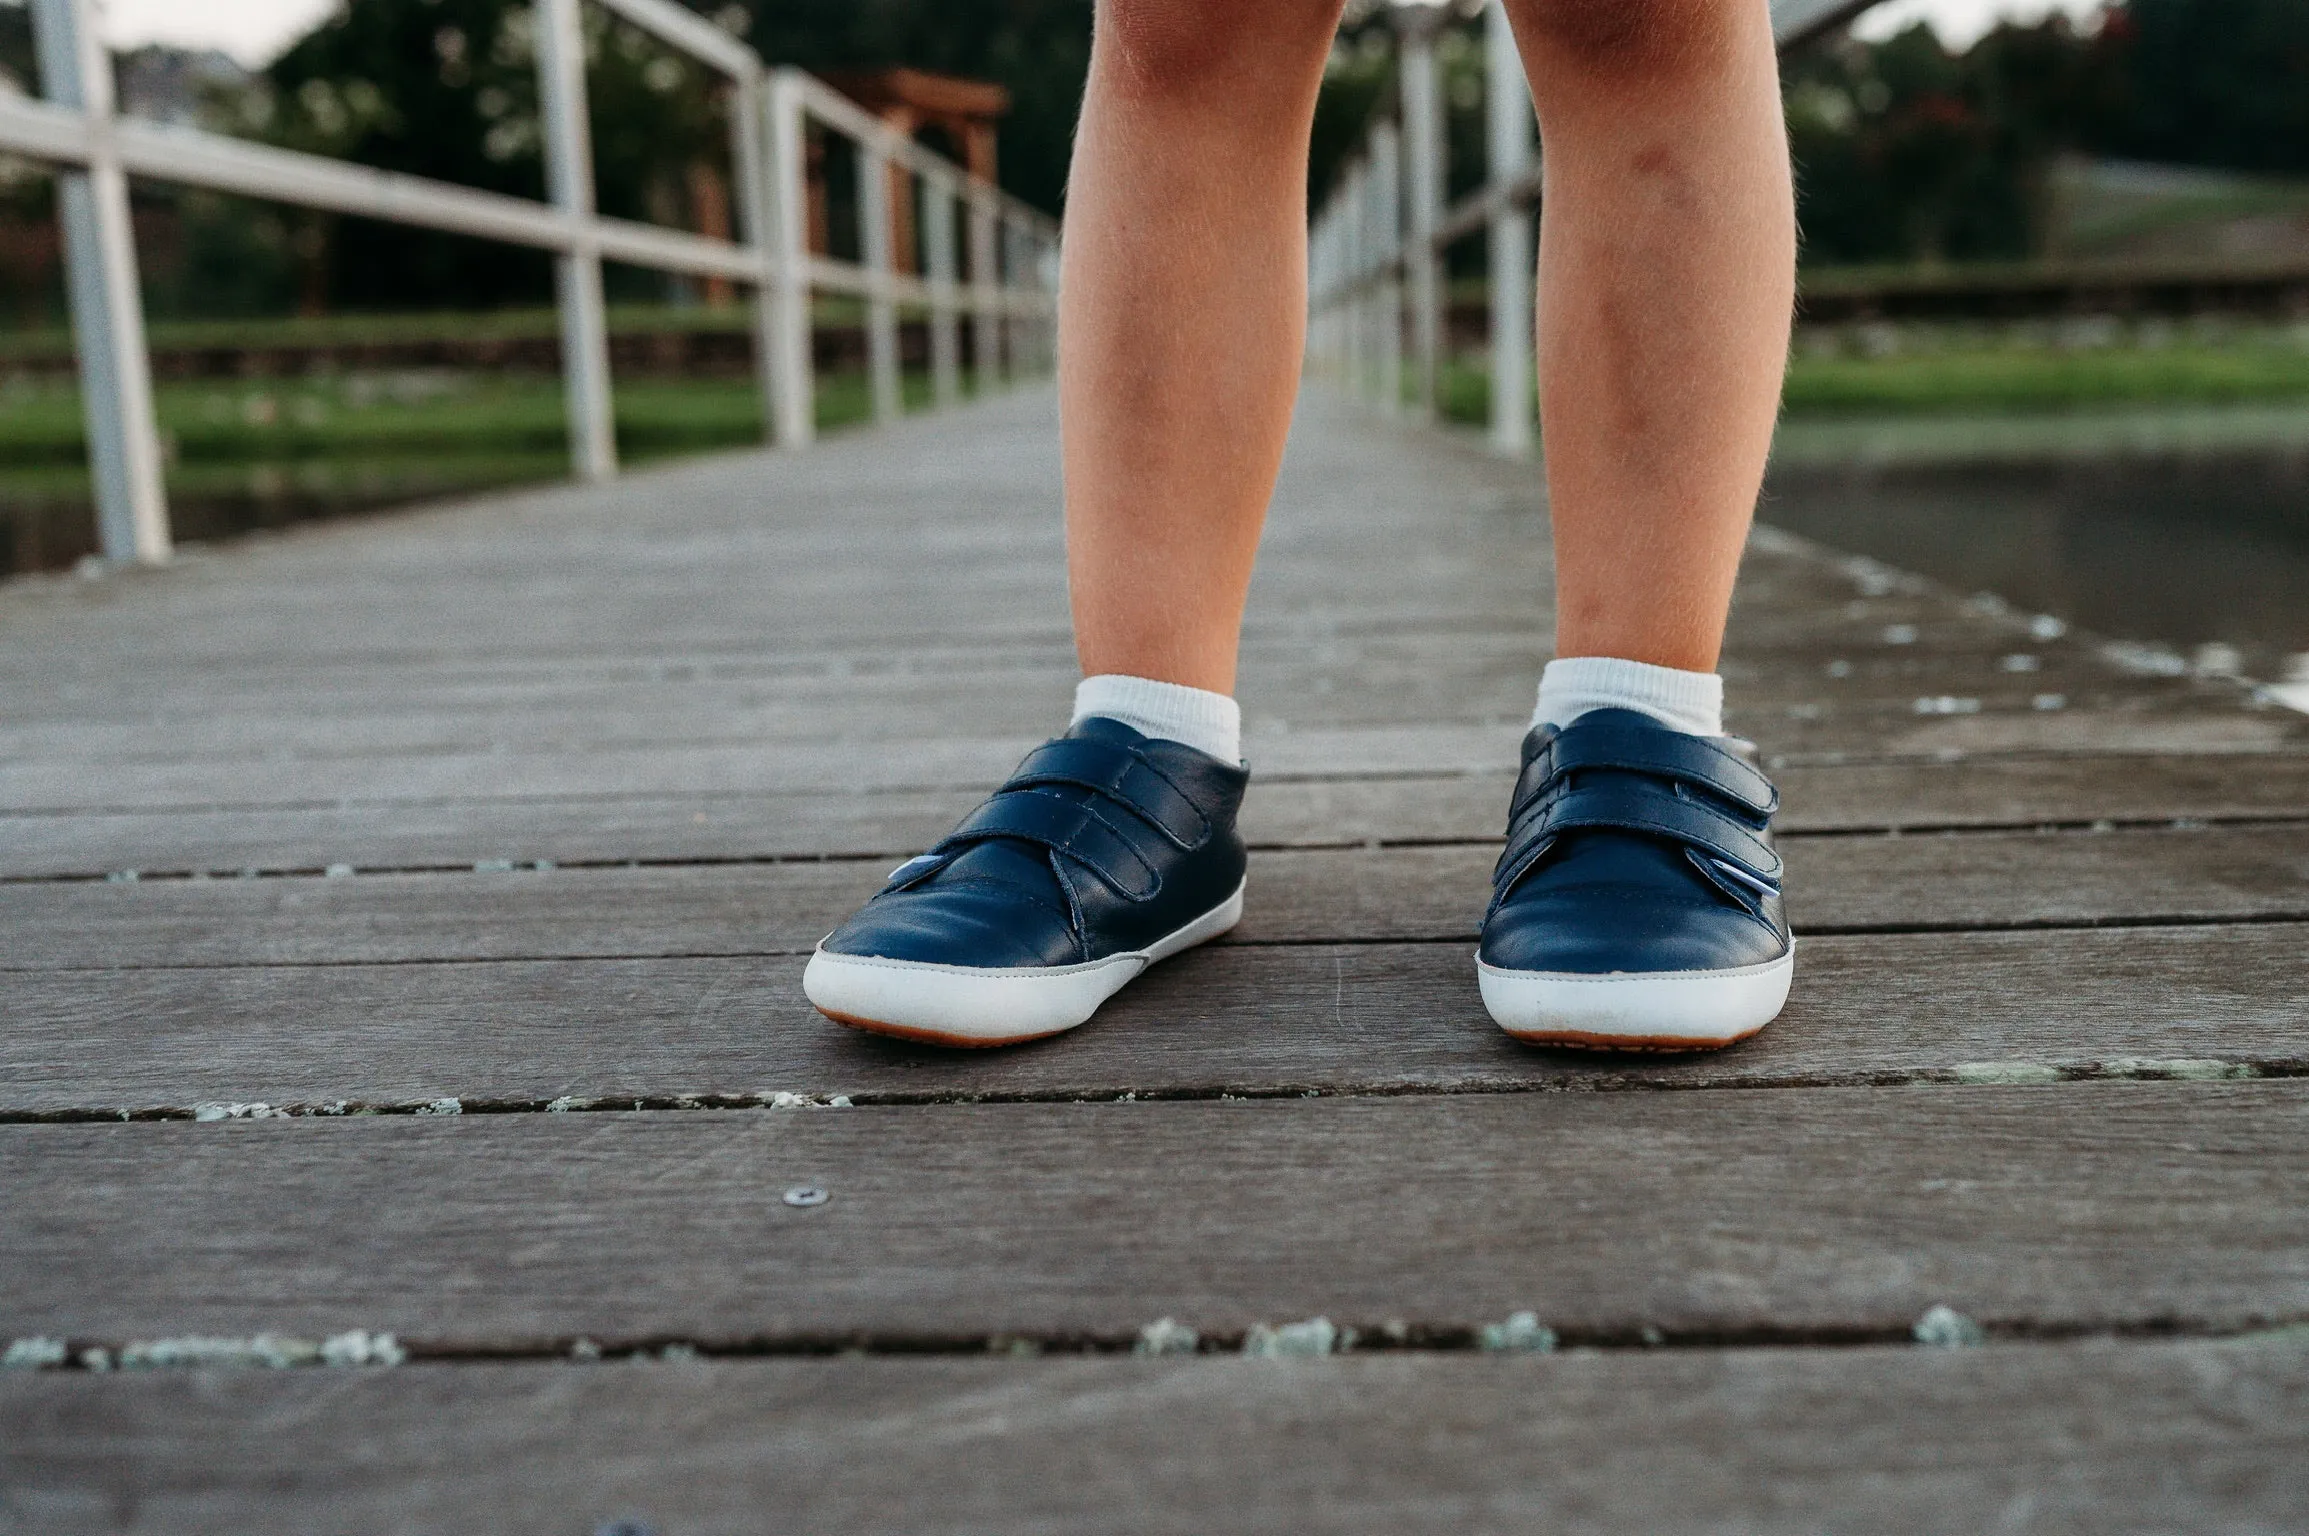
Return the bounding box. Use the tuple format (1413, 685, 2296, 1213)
(1073, 674, 1242, 763)
(1533, 656, 1723, 738)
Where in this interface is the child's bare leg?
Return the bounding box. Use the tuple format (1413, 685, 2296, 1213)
(1058, 0, 1346, 696)
(1506, 0, 1795, 670)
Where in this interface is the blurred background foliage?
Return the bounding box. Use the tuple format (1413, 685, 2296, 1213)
(3, 0, 2307, 325)
(1304, 0, 2309, 267)
(1782, 0, 2309, 265)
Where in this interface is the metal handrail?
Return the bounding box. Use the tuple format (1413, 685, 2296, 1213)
(0, 0, 1062, 565)
(1308, 0, 1882, 456)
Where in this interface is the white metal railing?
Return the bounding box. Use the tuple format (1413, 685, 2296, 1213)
(0, 0, 1062, 564)
(1309, 0, 1881, 456)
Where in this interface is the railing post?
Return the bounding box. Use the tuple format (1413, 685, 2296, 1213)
(764, 69, 814, 447)
(1371, 120, 1403, 416)
(1339, 160, 1348, 394)
(1027, 230, 1056, 376)
(32, 0, 168, 565)
(1399, 7, 1445, 419)
(859, 136, 902, 424)
(1486, 0, 1536, 458)
(969, 197, 1001, 392)
(729, 69, 780, 445)
(1329, 207, 1348, 381)
(535, 0, 616, 480)
(996, 217, 1020, 385)
(1305, 207, 1326, 378)
(925, 175, 961, 405)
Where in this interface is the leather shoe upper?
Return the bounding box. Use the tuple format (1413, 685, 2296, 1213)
(820, 717, 1248, 969)
(1479, 708, 1790, 976)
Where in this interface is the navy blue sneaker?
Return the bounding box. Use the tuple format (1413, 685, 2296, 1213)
(1478, 708, 1793, 1050)
(804, 718, 1248, 1047)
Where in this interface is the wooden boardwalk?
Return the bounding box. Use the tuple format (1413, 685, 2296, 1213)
(4, 385, 2307, 1531)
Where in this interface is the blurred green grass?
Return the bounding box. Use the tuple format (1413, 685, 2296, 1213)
(1429, 332, 2309, 425)
(0, 371, 934, 468)
(1782, 343, 2309, 415)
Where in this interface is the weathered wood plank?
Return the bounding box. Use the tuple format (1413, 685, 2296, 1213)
(7, 753, 2305, 880)
(2, 689, 2292, 814)
(7, 822, 2304, 971)
(0, 633, 2209, 755)
(5, 1340, 2304, 1535)
(4, 1084, 2306, 1343)
(1, 922, 2302, 1118)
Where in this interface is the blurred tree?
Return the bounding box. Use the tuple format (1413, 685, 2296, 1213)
(2118, 0, 2309, 175)
(1784, 15, 2131, 264)
(1785, 0, 2308, 267)
(0, 1, 30, 90)
(735, 0, 1090, 217)
(0, 2, 55, 324)
(261, 0, 730, 311)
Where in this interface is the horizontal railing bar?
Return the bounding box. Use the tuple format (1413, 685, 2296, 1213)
(592, 0, 758, 80)
(808, 255, 1053, 314)
(0, 100, 768, 281)
(0, 87, 88, 164)
(0, 94, 1054, 307)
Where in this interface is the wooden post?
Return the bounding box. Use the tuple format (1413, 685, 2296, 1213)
(925, 175, 961, 405)
(729, 71, 780, 445)
(1486, 0, 1535, 458)
(1371, 120, 1404, 416)
(996, 218, 1021, 385)
(859, 138, 902, 424)
(969, 194, 1000, 393)
(1306, 206, 1328, 379)
(765, 70, 814, 447)
(1341, 160, 1365, 398)
(1038, 232, 1059, 374)
(1398, 8, 1445, 419)
(1358, 152, 1385, 407)
(536, 0, 616, 480)
(1329, 206, 1348, 383)
(32, 0, 168, 564)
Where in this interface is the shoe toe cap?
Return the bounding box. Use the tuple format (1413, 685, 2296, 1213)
(1481, 888, 1787, 976)
(821, 886, 1079, 969)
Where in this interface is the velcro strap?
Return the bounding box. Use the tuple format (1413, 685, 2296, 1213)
(1000, 738, 1212, 849)
(939, 787, 1163, 900)
(1496, 778, 1782, 894)
(1515, 715, 1776, 820)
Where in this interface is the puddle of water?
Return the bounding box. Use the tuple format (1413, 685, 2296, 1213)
(1765, 407, 2309, 707)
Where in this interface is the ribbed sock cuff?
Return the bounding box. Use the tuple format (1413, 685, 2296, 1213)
(1072, 674, 1242, 763)
(1533, 656, 1724, 738)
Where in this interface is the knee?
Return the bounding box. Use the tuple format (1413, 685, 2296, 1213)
(1098, 0, 1343, 102)
(1504, 0, 1743, 79)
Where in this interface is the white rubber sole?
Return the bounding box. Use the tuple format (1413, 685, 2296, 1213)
(804, 882, 1246, 1048)
(1478, 944, 1795, 1052)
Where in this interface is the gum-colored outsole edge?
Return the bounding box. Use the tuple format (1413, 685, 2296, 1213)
(1499, 1023, 1768, 1054)
(816, 1007, 1070, 1051)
